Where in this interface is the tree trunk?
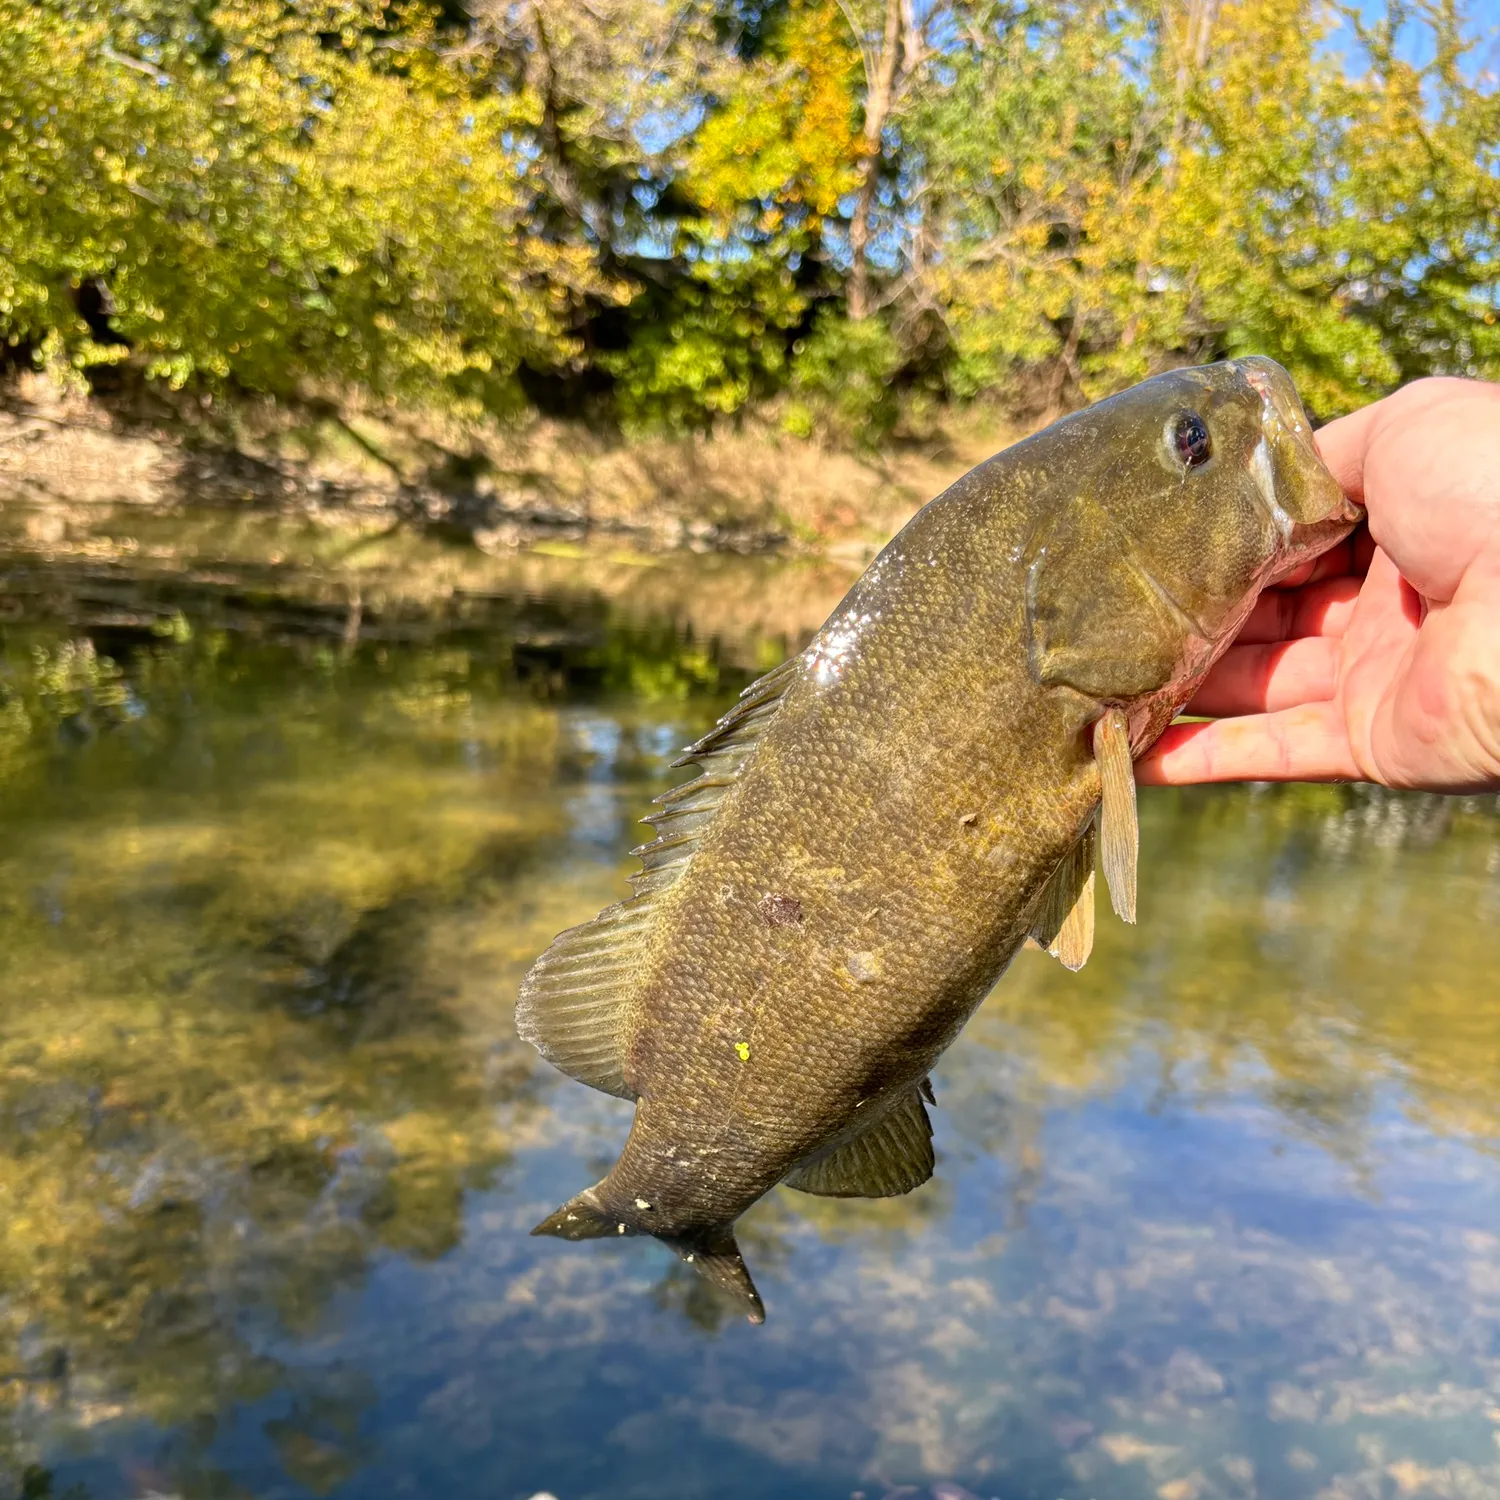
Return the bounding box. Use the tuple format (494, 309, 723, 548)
(847, 0, 904, 321)
(524, 2, 595, 234)
(1164, 0, 1220, 192)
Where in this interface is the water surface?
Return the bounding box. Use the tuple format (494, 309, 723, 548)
(2, 542, 1499, 1500)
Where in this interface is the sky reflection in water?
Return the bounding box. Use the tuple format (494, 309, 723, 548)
(0, 554, 1498, 1500)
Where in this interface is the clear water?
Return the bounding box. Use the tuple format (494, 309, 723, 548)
(2, 543, 1499, 1500)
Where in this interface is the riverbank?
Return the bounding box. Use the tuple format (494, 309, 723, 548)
(0, 374, 1021, 564)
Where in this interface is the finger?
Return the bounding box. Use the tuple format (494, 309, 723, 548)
(1330, 547, 1426, 772)
(1234, 576, 1362, 644)
(1271, 534, 1365, 589)
(1336, 547, 1421, 658)
(1368, 563, 1500, 792)
(1136, 702, 1361, 785)
(1313, 403, 1385, 506)
(1184, 637, 1341, 718)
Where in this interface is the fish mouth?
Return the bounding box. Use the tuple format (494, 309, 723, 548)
(1332, 494, 1366, 526)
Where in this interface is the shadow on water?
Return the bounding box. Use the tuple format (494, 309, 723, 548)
(0, 536, 1498, 1500)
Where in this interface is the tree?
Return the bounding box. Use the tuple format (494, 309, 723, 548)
(1, 0, 1496, 430)
(0, 0, 616, 407)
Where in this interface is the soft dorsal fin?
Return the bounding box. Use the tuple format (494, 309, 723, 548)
(515, 897, 653, 1100)
(1029, 820, 1096, 970)
(515, 656, 801, 1096)
(783, 1083, 935, 1198)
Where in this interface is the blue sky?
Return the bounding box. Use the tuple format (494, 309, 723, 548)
(1324, 0, 1500, 81)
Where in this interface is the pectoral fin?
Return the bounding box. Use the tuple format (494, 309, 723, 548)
(784, 1085, 935, 1198)
(1095, 707, 1138, 923)
(1029, 822, 1096, 970)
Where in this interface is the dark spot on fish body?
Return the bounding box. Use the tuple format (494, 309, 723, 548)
(757, 892, 804, 928)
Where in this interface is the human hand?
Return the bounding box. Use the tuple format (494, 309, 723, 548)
(1137, 376, 1500, 795)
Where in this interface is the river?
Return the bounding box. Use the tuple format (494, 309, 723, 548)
(2, 523, 1498, 1500)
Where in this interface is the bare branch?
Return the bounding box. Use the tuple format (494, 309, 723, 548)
(833, 0, 879, 99)
(848, 0, 905, 319)
(125, 180, 167, 208)
(101, 45, 170, 84)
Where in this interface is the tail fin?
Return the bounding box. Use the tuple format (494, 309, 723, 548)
(531, 1185, 765, 1324)
(531, 1185, 637, 1241)
(668, 1229, 765, 1325)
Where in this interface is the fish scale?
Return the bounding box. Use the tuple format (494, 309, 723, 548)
(517, 356, 1363, 1323)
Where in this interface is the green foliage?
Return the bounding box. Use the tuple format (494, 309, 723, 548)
(600, 260, 806, 431)
(1176, 0, 1500, 408)
(1, 0, 1496, 430)
(685, 0, 862, 238)
(785, 305, 903, 445)
(910, 0, 1159, 403)
(912, 0, 1500, 413)
(0, 0, 616, 407)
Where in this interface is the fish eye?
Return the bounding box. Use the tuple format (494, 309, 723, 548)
(1170, 411, 1212, 469)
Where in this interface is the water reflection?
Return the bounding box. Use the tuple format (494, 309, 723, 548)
(0, 545, 1497, 1500)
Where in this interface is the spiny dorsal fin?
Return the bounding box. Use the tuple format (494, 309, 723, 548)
(1029, 821, 1096, 970)
(783, 1083, 935, 1198)
(667, 654, 800, 770)
(1095, 707, 1138, 923)
(516, 656, 801, 1098)
(633, 653, 801, 892)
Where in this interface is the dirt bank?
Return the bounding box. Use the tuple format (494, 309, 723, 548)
(0, 376, 1021, 562)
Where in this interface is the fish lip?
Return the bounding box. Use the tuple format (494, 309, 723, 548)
(1236, 357, 1316, 448)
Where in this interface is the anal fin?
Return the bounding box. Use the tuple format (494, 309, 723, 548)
(1095, 707, 1138, 924)
(1029, 821, 1096, 970)
(784, 1084, 934, 1198)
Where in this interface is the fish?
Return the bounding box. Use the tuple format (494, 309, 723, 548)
(517, 356, 1362, 1323)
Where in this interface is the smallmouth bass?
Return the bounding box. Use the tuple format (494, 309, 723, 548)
(518, 357, 1362, 1321)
